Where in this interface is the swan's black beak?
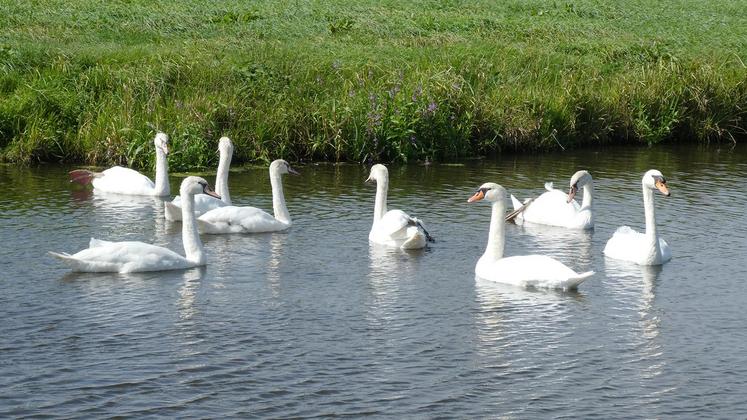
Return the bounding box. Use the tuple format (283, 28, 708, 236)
(567, 185, 578, 203)
(288, 167, 300, 176)
(203, 184, 221, 199)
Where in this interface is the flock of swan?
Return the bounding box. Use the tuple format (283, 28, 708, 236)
(52, 133, 673, 290)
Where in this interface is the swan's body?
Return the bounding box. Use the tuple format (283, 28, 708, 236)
(604, 169, 672, 265)
(469, 182, 593, 290)
(198, 159, 297, 234)
(69, 133, 171, 197)
(509, 170, 594, 230)
(366, 164, 433, 250)
(165, 137, 234, 221)
(50, 177, 218, 273)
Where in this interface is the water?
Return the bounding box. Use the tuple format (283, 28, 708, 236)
(1, 144, 746, 417)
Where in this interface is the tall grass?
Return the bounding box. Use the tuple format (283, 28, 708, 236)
(1, 0, 745, 169)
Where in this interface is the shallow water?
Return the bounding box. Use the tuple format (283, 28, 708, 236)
(1, 144, 746, 417)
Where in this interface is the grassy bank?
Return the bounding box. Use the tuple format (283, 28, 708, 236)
(1, 0, 746, 170)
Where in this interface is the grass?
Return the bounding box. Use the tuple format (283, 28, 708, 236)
(1, 0, 746, 170)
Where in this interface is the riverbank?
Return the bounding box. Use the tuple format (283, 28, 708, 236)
(1, 1, 745, 170)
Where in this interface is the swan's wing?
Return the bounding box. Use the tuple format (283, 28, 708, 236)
(93, 166, 155, 194)
(659, 237, 672, 262)
(520, 189, 581, 225)
(52, 241, 189, 273)
(480, 255, 593, 289)
(603, 226, 645, 259)
(377, 209, 414, 237)
(89, 237, 115, 248)
(167, 194, 227, 220)
(198, 206, 284, 233)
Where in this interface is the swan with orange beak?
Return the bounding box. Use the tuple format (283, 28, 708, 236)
(603, 169, 672, 265)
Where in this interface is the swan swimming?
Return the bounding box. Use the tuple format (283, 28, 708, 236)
(507, 170, 594, 230)
(366, 164, 434, 249)
(165, 136, 234, 221)
(69, 132, 171, 197)
(603, 169, 672, 265)
(50, 176, 219, 273)
(469, 182, 593, 290)
(197, 159, 298, 234)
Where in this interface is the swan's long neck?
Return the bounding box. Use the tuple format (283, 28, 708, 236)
(154, 147, 170, 196)
(581, 182, 593, 209)
(215, 150, 232, 205)
(483, 200, 506, 261)
(181, 192, 205, 265)
(373, 176, 388, 224)
(642, 183, 659, 253)
(270, 169, 291, 224)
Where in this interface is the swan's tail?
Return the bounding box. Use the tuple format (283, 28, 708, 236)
(49, 251, 83, 271)
(562, 271, 595, 290)
(544, 182, 554, 192)
(411, 218, 435, 243)
(505, 196, 533, 222)
(164, 202, 182, 221)
(69, 169, 98, 186)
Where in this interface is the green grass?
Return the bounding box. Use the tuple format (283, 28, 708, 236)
(1, 0, 746, 170)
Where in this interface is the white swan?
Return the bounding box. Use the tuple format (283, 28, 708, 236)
(366, 164, 434, 249)
(165, 136, 234, 221)
(604, 169, 672, 265)
(507, 170, 594, 230)
(197, 159, 298, 234)
(469, 182, 593, 290)
(50, 176, 219, 273)
(69, 132, 171, 197)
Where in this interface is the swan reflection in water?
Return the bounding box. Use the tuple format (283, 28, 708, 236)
(473, 276, 584, 356)
(508, 222, 594, 268)
(604, 260, 665, 380)
(177, 266, 208, 321)
(365, 244, 425, 323)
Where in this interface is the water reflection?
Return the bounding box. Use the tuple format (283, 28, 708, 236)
(604, 260, 665, 381)
(177, 266, 207, 321)
(510, 222, 594, 267)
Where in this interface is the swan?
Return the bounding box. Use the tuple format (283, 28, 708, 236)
(507, 170, 594, 229)
(366, 164, 434, 249)
(165, 136, 234, 221)
(603, 169, 672, 265)
(50, 176, 219, 273)
(468, 182, 593, 290)
(197, 159, 298, 234)
(69, 132, 171, 197)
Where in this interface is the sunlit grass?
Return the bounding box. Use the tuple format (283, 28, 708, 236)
(1, 0, 745, 169)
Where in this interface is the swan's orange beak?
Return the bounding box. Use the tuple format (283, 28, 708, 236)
(655, 180, 670, 196)
(468, 190, 485, 203)
(567, 185, 578, 203)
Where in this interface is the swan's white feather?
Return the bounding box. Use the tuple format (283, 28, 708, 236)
(198, 206, 289, 234)
(476, 255, 593, 290)
(50, 240, 193, 273)
(603, 226, 671, 265)
(92, 166, 158, 196)
(165, 194, 227, 221)
(513, 187, 589, 229)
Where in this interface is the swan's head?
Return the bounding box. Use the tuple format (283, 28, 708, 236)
(218, 136, 233, 156)
(180, 176, 220, 199)
(567, 170, 592, 202)
(467, 182, 507, 203)
(365, 164, 388, 184)
(270, 159, 300, 176)
(154, 132, 169, 156)
(643, 169, 670, 197)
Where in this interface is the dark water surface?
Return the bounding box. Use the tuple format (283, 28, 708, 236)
(1, 144, 746, 418)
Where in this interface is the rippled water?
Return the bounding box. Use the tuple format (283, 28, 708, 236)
(2, 144, 746, 417)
